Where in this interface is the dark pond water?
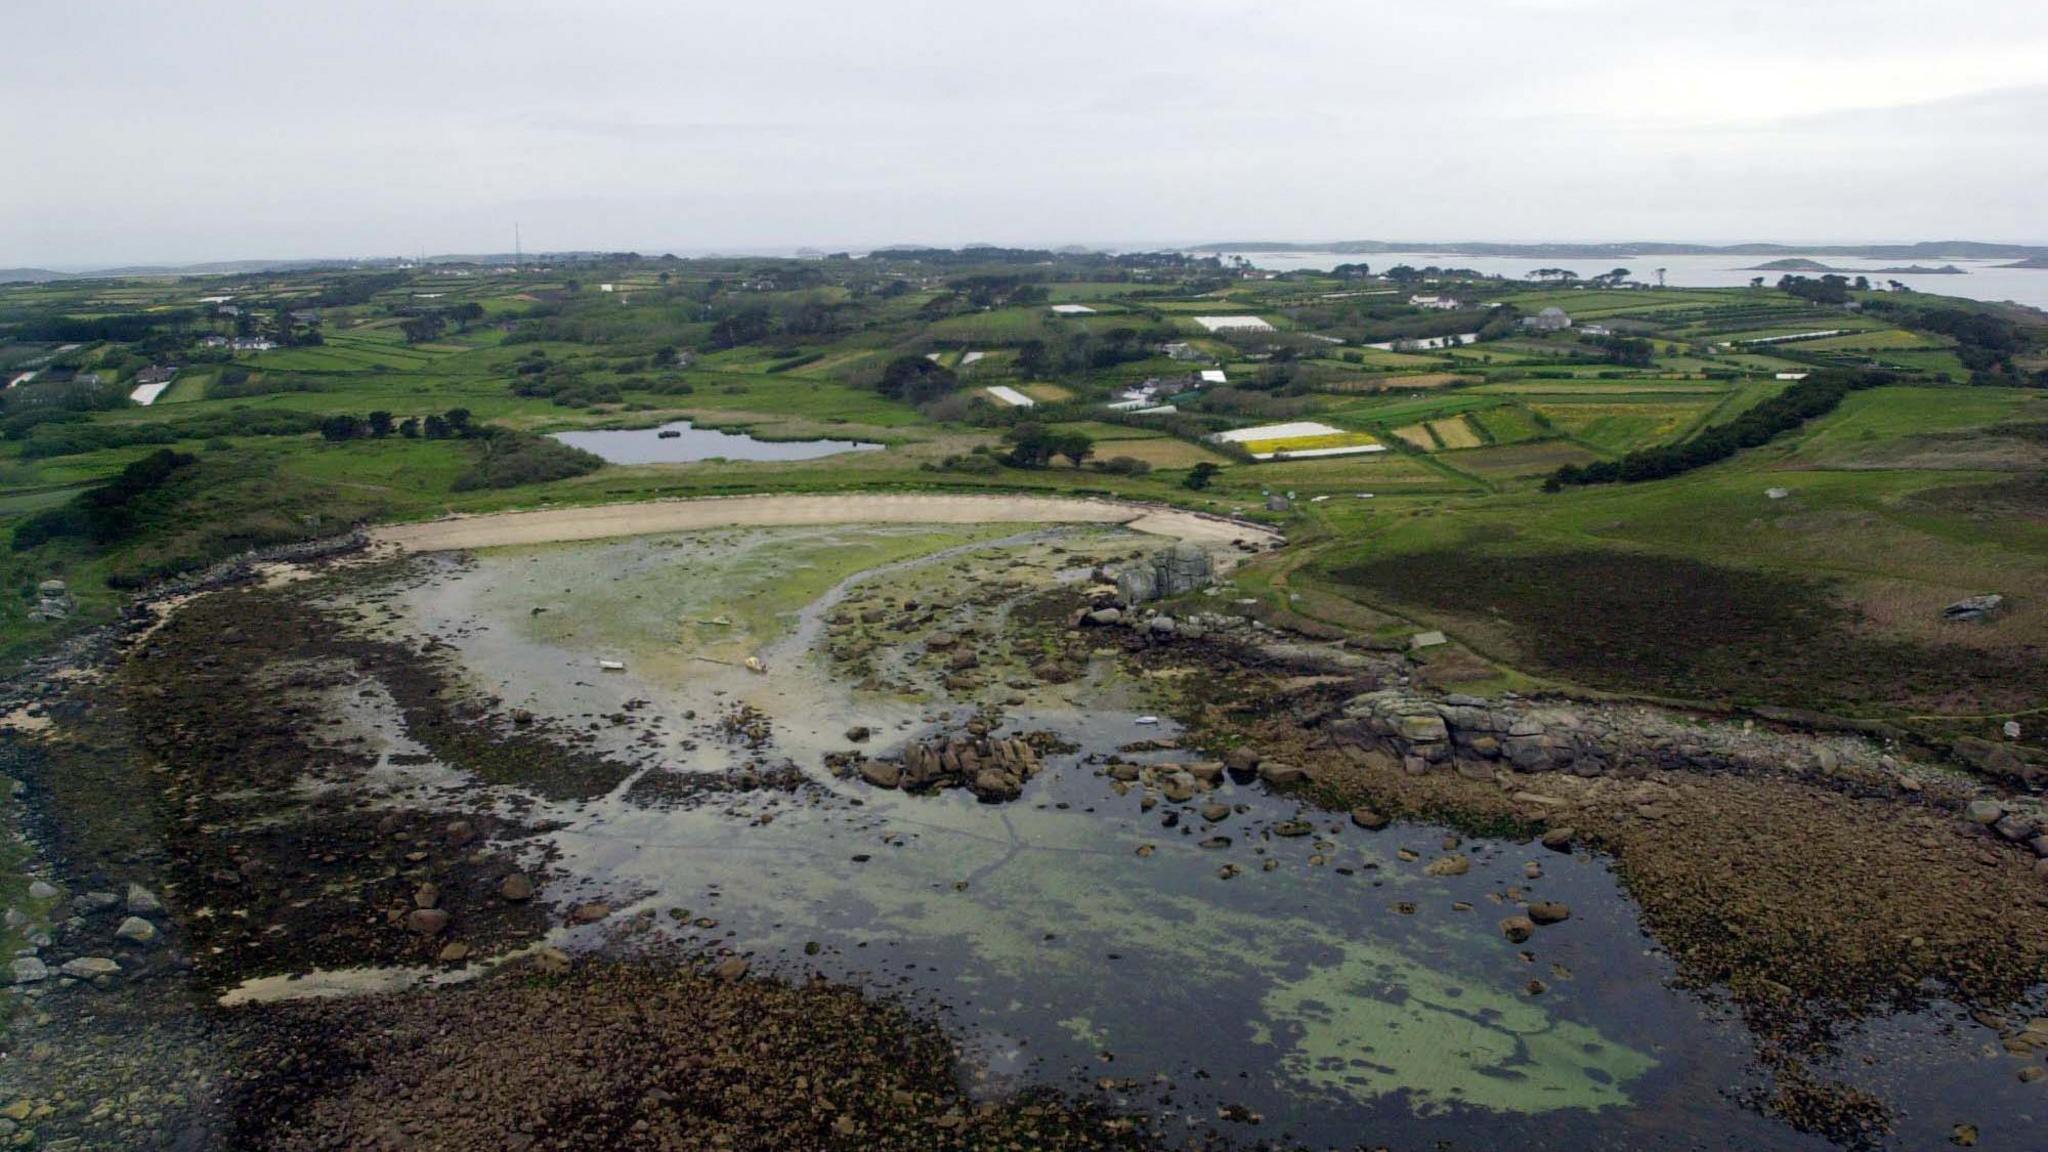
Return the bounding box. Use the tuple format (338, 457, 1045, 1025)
(549, 420, 882, 464)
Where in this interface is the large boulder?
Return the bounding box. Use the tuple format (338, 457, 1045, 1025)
(970, 769, 1022, 803)
(1258, 761, 1306, 786)
(1114, 543, 1214, 605)
(1942, 594, 2004, 622)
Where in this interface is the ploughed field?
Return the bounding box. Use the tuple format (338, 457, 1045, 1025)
(6, 523, 2046, 1151)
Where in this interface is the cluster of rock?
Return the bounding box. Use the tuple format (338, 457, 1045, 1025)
(25, 579, 74, 623)
(9, 881, 162, 988)
(1323, 688, 1897, 781)
(1964, 799, 2048, 878)
(1111, 542, 1214, 604)
(119, 529, 370, 617)
(855, 732, 1046, 803)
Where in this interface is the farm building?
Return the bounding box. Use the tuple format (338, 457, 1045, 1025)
(1193, 316, 1274, 333)
(1522, 307, 1572, 331)
(1199, 369, 1227, 385)
(1408, 294, 1461, 310)
(1050, 304, 1097, 315)
(983, 385, 1034, 408)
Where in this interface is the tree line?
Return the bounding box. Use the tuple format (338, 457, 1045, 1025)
(1545, 370, 1896, 490)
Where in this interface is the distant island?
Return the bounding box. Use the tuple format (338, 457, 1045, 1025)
(1195, 239, 2048, 261)
(1998, 256, 2048, 270)
(1743, 258, 1966, 275)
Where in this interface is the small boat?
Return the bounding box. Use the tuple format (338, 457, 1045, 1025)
(598, 659, 626, 672)
(1134, 715, 1160, 726)
(656, 429, 682, 439)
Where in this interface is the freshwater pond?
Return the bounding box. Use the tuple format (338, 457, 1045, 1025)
(353, 526, 2040, 1150)
(549, 419, 882, 464)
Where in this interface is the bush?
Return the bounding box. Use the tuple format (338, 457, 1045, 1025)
(1093, 455, 1152, 476)
(13, 449, 197, 549)
(450, 428, 605, 490)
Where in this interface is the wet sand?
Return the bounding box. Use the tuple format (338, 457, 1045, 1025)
(370, 493, 1279, 554)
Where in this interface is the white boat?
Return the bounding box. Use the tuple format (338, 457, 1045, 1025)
(598, 659, 625, 672)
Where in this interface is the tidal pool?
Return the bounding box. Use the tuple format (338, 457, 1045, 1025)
(317, 525, 2038, 1150)
(548, 419, 882, 464)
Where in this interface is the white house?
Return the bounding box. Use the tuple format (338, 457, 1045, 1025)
(1408, 294, 1461, 310)
(1522, 307, 1572, 331)
(1199, 369, 1227, 385)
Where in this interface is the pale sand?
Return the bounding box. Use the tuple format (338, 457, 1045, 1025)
(372, 493, 1278, 554)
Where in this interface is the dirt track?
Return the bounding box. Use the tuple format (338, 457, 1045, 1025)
(371, 493, 1279, 553)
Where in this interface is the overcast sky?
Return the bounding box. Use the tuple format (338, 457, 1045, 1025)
(5, 0, 2044, 267)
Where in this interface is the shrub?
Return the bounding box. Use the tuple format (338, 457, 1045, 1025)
(450, 428, 604, 491)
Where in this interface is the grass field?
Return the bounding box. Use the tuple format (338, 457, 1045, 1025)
(2, 256, 2041, 738)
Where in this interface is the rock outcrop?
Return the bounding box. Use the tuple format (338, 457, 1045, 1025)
(856, 733, 1046, 803)
(1113, 543, 1214, 605)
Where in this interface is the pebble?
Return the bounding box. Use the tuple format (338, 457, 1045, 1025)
(1527, 901, 1571, 925)
(1965, 800, 2005, 825)
(405, 908, 450, 936)
(114, 916, 158, 944)
(27, 881, 58, 901)
(59, 957, 119, 979)
(1500, 916, 1536, 944)
(10, 957, 48, 984)
(124, 884, 163, 915)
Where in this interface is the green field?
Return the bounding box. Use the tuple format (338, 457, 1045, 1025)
(0, 251, 2041, 732)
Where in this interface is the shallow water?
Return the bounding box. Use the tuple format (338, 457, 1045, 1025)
(549, 419, 882, 464)
(330, 526, 2042, 1149)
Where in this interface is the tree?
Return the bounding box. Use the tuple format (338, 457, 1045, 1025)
(876, 355, 959, 405)
(652, 345, 679, 368)
(400, 312, 448, 344)
(1001, 422, 1056, 468)
(423, 413, 452, 440)
(398, 417, 421, 438)
(1051, 429, 1094, 468)
(1016, 339, 1051, 379)
(367, 410, 394, 437)
(319, 414, 364, 442)
(1183, 462, 1221, 490)
(444, 408, 473, 436)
